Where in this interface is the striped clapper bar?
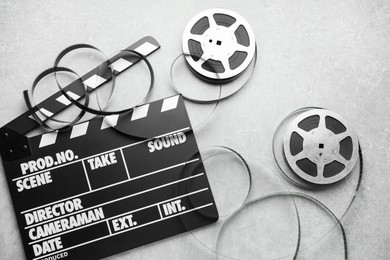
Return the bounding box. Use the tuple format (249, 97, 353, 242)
(0, 37, 219, 260)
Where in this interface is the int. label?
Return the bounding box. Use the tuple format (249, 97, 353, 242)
(161, 199, 185, 217)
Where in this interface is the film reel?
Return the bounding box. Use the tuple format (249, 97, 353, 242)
(283, 109, 358, 185)
(182, 8, 256, 83)
(173, 9, 257, 130)
(272, 107, 363, 257)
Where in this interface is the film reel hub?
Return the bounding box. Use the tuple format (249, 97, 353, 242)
(202, 27, 237, 61)
(283, 109, 358, 185)
(301, 128, 340, 163)
(182, 9, 256, 81)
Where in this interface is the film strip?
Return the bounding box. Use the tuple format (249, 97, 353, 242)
(0, 37, 218, 260)
(3, 36, 159, 138)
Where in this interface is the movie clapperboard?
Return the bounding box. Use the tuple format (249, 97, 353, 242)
(0, 36, 219, 260)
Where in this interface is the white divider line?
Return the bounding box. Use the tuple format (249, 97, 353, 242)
(106, 221, 112, 235)
(154, 127, 189, 139)
(33, 202, 213, 260)
(120, 149, 131, 180)
(130, 158, 199, 181)
(157, 204, 163, 219)
(13, 126, 190, 182)
(28, 185, 208, 245)
(81, 161, 92, 191)
(20, 153, 197, 215)
(24, 172, 204, 229)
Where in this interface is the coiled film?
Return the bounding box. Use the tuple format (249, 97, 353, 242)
(182, 150, 301, 259)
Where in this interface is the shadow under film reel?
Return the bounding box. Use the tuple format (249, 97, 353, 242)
(182, 8, 256, 83)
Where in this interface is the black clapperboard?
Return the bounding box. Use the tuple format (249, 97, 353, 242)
(0, 36, 218, 260)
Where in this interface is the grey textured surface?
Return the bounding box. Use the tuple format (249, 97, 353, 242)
(0, 0, 389, 259)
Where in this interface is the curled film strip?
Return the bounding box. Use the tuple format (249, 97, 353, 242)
(24, 67, 90, 132)
(170, 53, 223, 129)
(176, 147, 302, 259)
(53, 46, 158, 140)
(194, 151, 351, 260)
(24, 44, 117, 132)
(215, 192, 349, 260)
(53, 44, 116, 121)
(25, 43, 158, 141)
(53, 47, 154, 116)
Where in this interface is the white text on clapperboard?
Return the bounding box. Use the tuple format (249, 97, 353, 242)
(17, 150, 77, 192)
(17, 131, 190, 258)
(25, 198, 104, 257)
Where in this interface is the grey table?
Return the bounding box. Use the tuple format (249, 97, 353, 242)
(0, 0, 389, 259)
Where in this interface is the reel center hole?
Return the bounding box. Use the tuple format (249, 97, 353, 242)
(319, 143, 324, 156)
(209, 39, 222, 46)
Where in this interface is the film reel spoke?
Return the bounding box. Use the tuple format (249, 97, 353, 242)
(336, 131, 350, 142)
(335, 153, 348, 165)
(316, 159, 326, 179)
(220, 57, 232, 73)
(188, 34, 205, 45)
(318, 113, 327, 129)
(206, 13, 218, 30)
(227, 20, 241, 34)
(191, 53, 206, 64)
(295, 127, 312, 141)
(235, 44, 250, 53)
(291, 150, 307, 163)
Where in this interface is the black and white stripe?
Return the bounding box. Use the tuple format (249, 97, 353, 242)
(38, 95, 181, 148)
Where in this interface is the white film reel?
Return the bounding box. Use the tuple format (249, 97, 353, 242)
(283, 109, 359, 185)
(182, 9, 256, 82)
